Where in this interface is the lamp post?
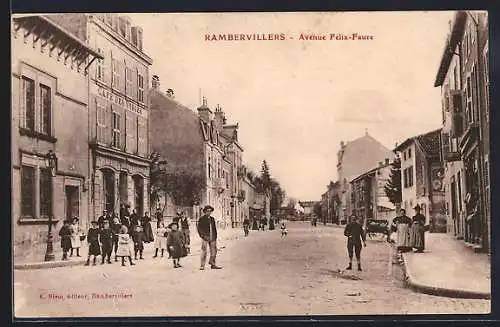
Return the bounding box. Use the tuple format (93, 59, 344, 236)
(44, 150, 58, 262)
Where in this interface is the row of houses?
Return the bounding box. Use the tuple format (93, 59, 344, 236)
(12, 13, 268, 259)
(320, 10, 490, 253)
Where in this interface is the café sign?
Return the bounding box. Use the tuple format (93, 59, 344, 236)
(93, 84, 147, 118)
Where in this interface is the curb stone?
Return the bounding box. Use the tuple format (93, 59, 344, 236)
(401, 253, 491, 300)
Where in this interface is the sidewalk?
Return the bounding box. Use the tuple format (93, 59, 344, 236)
(402, 232, 491, 299)
(14, 225, 256, 270)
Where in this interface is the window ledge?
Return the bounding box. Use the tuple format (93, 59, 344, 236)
(18, 217, 60, 225)
(19, 128, 57, 143)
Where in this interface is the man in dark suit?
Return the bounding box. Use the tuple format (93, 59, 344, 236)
(197, 205, 222, 270)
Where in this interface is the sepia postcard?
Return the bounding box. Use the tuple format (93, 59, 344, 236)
(12, 11, 491, 318)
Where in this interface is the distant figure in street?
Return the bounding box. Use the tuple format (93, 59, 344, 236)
(111, 217, 121, 262)
(58, 220, 72, 261)
(179, 211, 191, 254)
(69, 217, 82, 257)
(391, 209, 412, 253)
(100, 220, 113, 264)
(197, 205, 222, 270)
(130, 208, 140, 228)
(410, 205, 426, 253)
(85, 221, 101, 266)
(344, 215, 366, 271)
(167, 222, 187, 268)
(153, 221, 167, 258)
(155, 208, 164, 228)
(116, 225, 135, 266)
(132, 220, 145, 260)
(280, 221, 288, 238)
(243, 218, 250, 236)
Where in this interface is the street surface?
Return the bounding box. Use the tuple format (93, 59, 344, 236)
(14, 222, 490, 317)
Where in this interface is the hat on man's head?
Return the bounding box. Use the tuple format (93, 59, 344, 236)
(414, 204, 421, 210)
(176, 209, 183, 215)
(91, 220, 98, 225)
(202, 205, 214, 213)
(72, 217, 79, 222)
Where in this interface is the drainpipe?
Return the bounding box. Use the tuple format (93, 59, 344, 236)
(467, 12, 487, 252)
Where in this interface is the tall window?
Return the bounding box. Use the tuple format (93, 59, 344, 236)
(137, 73, 144, 103)
(457, 171, 463, 211)
(96, 48, 105, 82)
(21, 165, 35, 217)
(126, 114, 137, 153)
(39, 168, 52, 217)
(137, 116, 147, 155)
(208, 156, 212, 180)
(112, 59, 121, 90)
(466, 76, 472, 122)
(96, 101, 108, 144)
(408, 166, 414, 187)
(22, 77, 35, 131)
(408, 148, 412, 159)
(125, 66, 133, 96)
(20, 160, 53, 219)
(40, 84, 51, 135)
(484, 47, 489, 122)
(112, 111, 121, 148)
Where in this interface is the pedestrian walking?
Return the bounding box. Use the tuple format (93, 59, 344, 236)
(409, 205, 426, 253)
(343, 215, 366, 271)
(100, 220, 113, 264)
(179, 211, 191, 254)
(153, 221, 167, 258)
(142, 212, 154, 243)
(280, 221, 288, 238)
(166, 222, 187, 268)
(132, 220, 145, 260)
(116, 225, 135, 266)
(111, 216, 121, 262)
(197, 205, 222, 270)
(69, 217, 83, 257)
(243, 218, 250, 236)
(58, 220, 72, 260)
(391, 209, 412, 252)
(97, 210, 108, 229)
(85, 221, 101, 266)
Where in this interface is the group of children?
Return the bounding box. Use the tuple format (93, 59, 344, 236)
(59, 217, 188, 268)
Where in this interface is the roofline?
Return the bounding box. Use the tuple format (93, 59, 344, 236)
(393, 137, 415, 152)
(14, 15, 104, 60)
(434, 11, 467, 87)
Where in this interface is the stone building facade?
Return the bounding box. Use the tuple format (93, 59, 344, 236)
(434, 10, 490, 252)
(394, 129, 446, 232)
(336, 131, 394, 223)
(11, 15, 102, 257)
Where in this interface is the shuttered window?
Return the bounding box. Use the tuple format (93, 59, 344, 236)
(21, 165, 36, 217)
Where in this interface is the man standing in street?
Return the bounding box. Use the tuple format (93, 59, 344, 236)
(343, 214, 367, 271)
(179, 211, 191, 254)
(197, 205, 222, 270)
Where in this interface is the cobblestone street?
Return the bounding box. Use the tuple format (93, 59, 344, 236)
(14, 222, 490, 317)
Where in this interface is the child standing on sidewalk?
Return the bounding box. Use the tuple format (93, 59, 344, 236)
(116, 225, 135, 266)
(59, 220, 72, 260)
(132, 220, 145, 260)
(280, 221, 288, 238)
(166, 222, 187, 268)
(153, 221, 167, 258)
(100, 220, 113, 264)
(85, 221, 101, 266)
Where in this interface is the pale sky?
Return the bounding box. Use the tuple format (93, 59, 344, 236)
(130, 11, 454, 201)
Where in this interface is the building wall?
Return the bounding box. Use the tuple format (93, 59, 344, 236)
(12, 19, 91, 257)
(399, 143, 418, 216)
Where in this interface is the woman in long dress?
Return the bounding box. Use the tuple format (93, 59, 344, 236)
(391, 209, 412, 252)
(409, 205, 426, 252)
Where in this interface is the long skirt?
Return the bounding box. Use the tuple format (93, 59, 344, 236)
(70, 235, 81, 249)
(154, 235, 167, 249)
(396, 223, 411, 251)
(410, 223, 425, 250)
(88, 241, 101, 256)
(116, 242, 132, 257)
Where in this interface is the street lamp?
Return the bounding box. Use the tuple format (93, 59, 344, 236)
(44, 150, 57, 262)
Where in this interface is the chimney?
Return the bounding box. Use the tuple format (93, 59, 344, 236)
(197, 97, 212, 122)
(214, 104, 225, 129)
(340, 141, 345, 148)
(365, 128, 369, 136)
(385, 158, 390, 165)
(152, 75, 160, 90)
(378, 161, 383, 167)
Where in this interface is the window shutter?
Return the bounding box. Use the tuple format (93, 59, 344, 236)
(441, 132, 450, 158)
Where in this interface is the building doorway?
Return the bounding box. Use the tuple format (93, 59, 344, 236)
(119, 171, 128, 207)
(102, 168, 115, 213)
(133, 175, 144, 217)
(65, 185, 80, 222)
(450, 179, 458, 236)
